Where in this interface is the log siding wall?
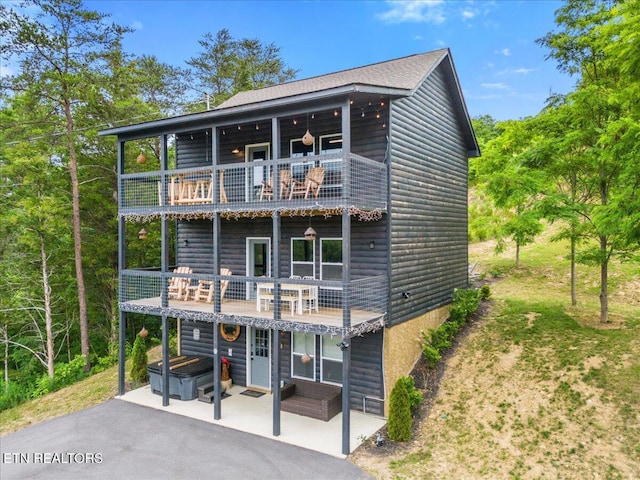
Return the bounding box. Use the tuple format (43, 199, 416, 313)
(388, 63, 469, 326)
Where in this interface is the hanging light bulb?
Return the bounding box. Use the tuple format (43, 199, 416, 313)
(136, 151, 146, 164)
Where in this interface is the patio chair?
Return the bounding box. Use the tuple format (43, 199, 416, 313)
(301, 276, 318, 313)
(259, 169, 291, 201)
(168, 266, 193, 300)
(191, 268, 232, 303)
(219, 170, 228, 203)
(289, 167, 325, 200)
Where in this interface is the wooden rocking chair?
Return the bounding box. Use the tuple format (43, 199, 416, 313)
(191, 268, 232, 303)
(260, 169, 291, 201)
(168, 266, 193, 300)
(289, 167, 325, 200)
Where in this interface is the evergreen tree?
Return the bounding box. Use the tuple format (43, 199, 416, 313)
(388, 378, 412, 442)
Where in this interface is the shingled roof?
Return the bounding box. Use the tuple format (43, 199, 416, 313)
(217, 49, 449, 110)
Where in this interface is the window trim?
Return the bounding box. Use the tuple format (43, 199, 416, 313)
(320, 334, 343, 386)
(290, 237, 315, 279)
(291, 332, 316, 381)
(320, 237, 343, 286)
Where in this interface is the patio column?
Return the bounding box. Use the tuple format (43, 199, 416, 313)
(341, 206, 352, 455)
(272, 210, 281, 436)
(160, 134, 170, 407)
(117, 140, 126, 395)
(213, 211, 222, 420)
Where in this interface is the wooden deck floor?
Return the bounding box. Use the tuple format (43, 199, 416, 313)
(126, 297, 383, 329)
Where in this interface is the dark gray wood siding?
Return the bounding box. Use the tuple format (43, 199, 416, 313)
(175, 130, 212, 168)
(180, 320, 248, 387)
(180, 319, 383, 412)
(177, 216, 388, 279)
(388, 63, 469, 326)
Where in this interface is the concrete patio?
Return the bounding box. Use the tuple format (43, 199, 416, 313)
(118, 384, 386, 458)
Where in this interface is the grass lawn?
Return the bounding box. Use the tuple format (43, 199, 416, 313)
(353, 234, 639, 479)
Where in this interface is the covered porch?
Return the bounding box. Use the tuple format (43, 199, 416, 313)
(118, 383, 386, 458)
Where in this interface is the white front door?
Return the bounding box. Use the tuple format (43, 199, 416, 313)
(248, 327, 271, 390)
(245, 143, 270, 201)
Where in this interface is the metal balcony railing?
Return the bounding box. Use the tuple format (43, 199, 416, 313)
(118, 270, 387, 336)
(118, 153, 387, 219)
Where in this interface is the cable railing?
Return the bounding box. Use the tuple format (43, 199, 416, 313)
(118, 270, 387, 332)
(118, 153, 387, 218)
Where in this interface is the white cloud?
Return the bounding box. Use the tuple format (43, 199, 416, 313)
(496, 48, 511, 56)
(462, 9, 475, 20)
(514, 67, 535, 74)
(131, 20, 143, 31)
(376, 0, 446, 24)
(481, 82, 508, 89)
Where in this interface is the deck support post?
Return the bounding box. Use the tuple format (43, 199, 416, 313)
(272, 210, 282, 436)
(160, 134, 170, 407)
(341, 205, 351, 456)
(213, 211, 222, 420)
(117, 140, 126, 396)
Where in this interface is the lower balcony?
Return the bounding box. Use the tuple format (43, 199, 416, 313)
(119, 270, 387, 337)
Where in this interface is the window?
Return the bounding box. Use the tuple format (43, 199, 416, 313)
(320, 238, 342, 281)
(291, 238, 315, 278)
(319, 134, 342, 154)
(321, 335, 343, 385)
(290, 138, 314, 157)
(291, 332, 315, 380)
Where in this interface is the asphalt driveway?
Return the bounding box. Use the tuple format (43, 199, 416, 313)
(1, 399, 373, 480)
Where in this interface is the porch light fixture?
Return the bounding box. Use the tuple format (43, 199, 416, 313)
(231, 147, 241, 154)
(138, 228, 148, 240)
(369, 241, 375, 249)
(304, 226, 317, 241)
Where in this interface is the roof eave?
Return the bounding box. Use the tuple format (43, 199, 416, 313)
(99, 84, 411, 138)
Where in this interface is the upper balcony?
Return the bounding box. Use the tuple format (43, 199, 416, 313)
(119, 153, 387, 220)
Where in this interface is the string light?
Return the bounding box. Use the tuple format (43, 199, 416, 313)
(120, 300, 384, 338)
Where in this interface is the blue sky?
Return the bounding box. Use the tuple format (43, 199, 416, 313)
(71, 2, 579, 120)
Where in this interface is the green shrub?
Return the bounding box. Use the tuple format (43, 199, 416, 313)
(388, 377, 413, 442)
(91, 353, 118, 374)
(422, 344, 441, 368)
(421, 287, 483, 369)
(397, 376, 422, 412)
(130, 334, 149, 384)
(480, 284, 491, 299)
(0, 381, 31, 411)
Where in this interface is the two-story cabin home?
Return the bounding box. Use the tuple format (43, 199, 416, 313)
(100, 48, 479, 455)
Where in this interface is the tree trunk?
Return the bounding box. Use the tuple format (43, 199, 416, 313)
(570, 237, 577, 307)
(570, 171, 578, 307)
(515, 240, 520, 268)
(64, 98, 90, 371)
(2, 323, 8, 392)
(39, 232, 55, 379)
(599, 235, 609, 323)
